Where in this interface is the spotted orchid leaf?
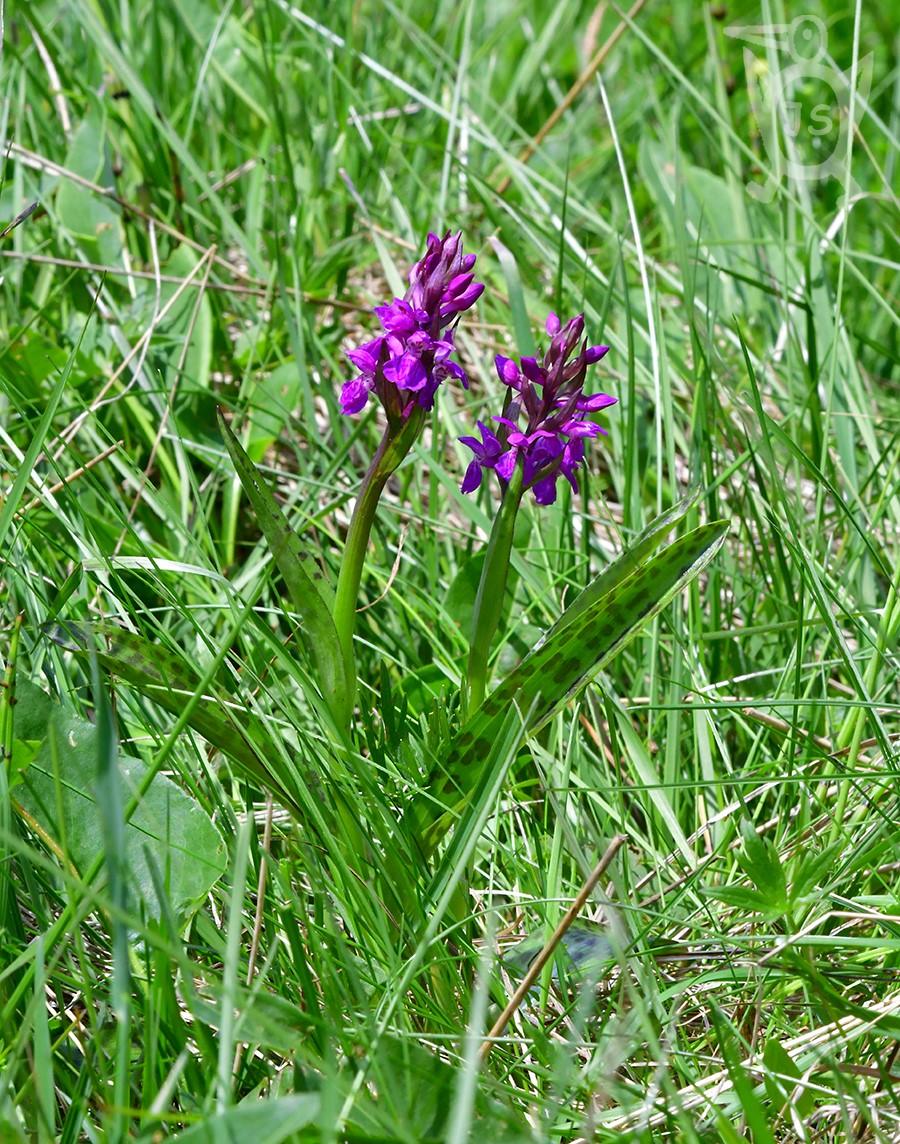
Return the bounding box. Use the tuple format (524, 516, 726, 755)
(540, 488, 703, 644)
(408, 519, 729, 853)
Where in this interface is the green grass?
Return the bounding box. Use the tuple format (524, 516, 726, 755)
(2, 0, 900, 1140)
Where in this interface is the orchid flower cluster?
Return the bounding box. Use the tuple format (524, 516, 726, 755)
(340, 232, 484, 421)
(461, 313, 615, 505)
(335, 231, 616, 712)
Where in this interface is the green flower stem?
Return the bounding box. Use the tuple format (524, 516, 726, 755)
(466, 463, 525, 712)
(333, 409, 425, 711)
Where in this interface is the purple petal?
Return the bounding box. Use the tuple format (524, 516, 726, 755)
(495, 449, 518, 481)
(440, 282, 484, 317)
(441, 231, 461, 259)
(460, 420, 502, 461)
(585, 345, 610, 364)
(559, 314, 585, 343)
(461, 281, 485, 307)
(407, 330, 435, 356)
(577, 392, 617, 412)
(443, 360, 468, 387)
(430, 335, 455, 362)
(532, 475, 558, 505)
(340, 377, 372, 415)
(527, 435, 563, 472)
(562, 419, 602, 439)
(375, 299, 419, 335)
(482, 420, 503, 448)
(562, 466, 580, 494)
(546, 312, 561, 336)
(384, 352, 428, 391)
(564, 437, 585, 466)
(477, 421, 503, 455)
(496, 356, 520, 386)
(346, 337, 383, 373)
(520, 357, 544, 385)
(416, 380, 440, 410)
(446, 272, 474, 296)
(460, 461, 484, 494)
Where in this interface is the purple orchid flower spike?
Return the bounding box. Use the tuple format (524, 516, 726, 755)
(461, 312, 616, 711)
(332, 232, 484, 712)
(460, 312, 616, 504)
(341, 232, 484, 426)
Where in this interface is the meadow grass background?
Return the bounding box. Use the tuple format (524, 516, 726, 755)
(2, 0, 900, 1140)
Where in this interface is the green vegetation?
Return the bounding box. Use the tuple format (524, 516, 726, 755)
(2, 1, 899, 1139)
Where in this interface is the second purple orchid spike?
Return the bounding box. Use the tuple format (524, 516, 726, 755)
(461, 312, 616, 504)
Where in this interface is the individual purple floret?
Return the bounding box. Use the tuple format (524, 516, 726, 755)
(341, 232, 484, 424)
(460, 312, 615, 505)
(459, 421, 509, 493)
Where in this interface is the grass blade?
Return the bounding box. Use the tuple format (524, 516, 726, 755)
(217, 410, 350, 725)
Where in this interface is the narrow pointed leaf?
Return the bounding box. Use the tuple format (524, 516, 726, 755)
(409, 520, 728, 852)
(541, 488, 702, 644)
(218, 411, 349, 723)
(44, 620, 301, 813)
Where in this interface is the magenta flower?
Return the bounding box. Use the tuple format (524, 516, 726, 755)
(459, 420, 508, 494)
(341, 232, 484, 423)
(460, 312, 615, 505)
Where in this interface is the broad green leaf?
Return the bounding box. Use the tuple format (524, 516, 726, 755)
(43, 620, 300, 813)
(638, 139, 752, 317)
(169, 0, 270, 124)
(0, 312, 93, 553)
(701, 885, 779, 915)
(763, 1039, 814, 1118)
(409, 520, 729, 852)
(445, 546, 523, 647)
(218, 411, 349, 724)
(170, 1094, 320, 1143)
(414, 702, 532, 917)
(8, 740, 39, 788)
(791, 840, 843, 902)
(2, 329, 70, 394)
(247, 361, 304, 461)
(736, 817, 788, 916)
(13, 680, 226, 917)
(158, 244, 213, 390)
(56, 106, 123, 267)
(347, 1033, 534, 1142)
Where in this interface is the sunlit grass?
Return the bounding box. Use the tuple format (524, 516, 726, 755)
(2, 1, 899, 1140)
